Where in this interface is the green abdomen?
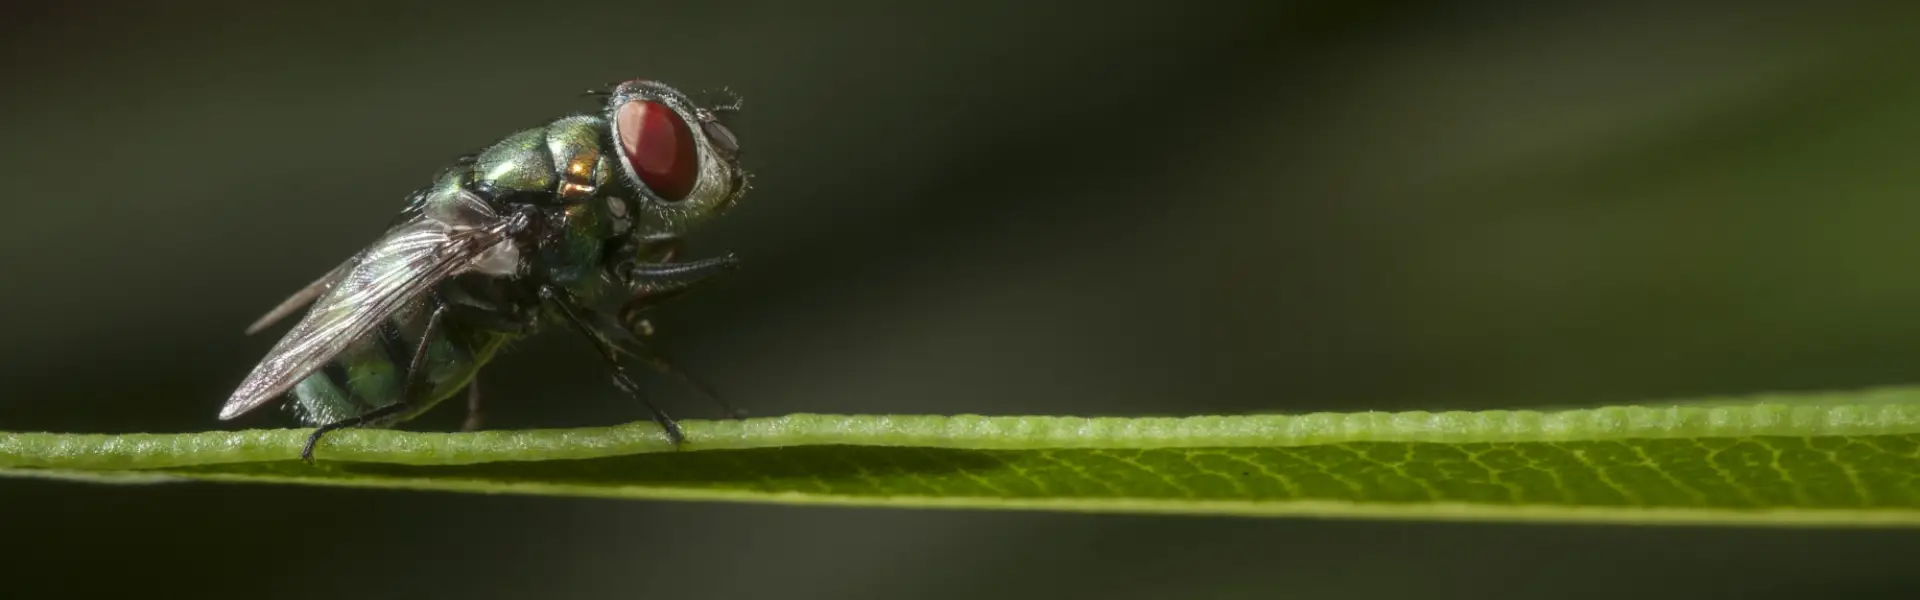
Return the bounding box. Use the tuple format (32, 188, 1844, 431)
(287, 304, 510, 427)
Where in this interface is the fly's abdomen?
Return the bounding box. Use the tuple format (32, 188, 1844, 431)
(287, 299, 501, 426)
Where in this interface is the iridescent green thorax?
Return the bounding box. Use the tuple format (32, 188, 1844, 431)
(475, 128, 559, 193)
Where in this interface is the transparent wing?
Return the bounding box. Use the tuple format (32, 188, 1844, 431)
(243, 259, 352, 336)
(220, 191, 524, 420)
(243, 189, 443, 336)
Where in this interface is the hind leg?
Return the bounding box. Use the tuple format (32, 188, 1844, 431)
(301, 304, 448, 463)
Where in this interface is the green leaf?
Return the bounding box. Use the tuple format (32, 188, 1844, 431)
(6, 386, 1920, 527)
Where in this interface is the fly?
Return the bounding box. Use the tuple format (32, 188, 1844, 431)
(222, 79, 751, 462)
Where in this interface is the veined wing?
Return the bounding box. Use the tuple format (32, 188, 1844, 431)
(244, 259, 351, 336)
(243, 189, 443, 336)
(220, 191, 526, 420)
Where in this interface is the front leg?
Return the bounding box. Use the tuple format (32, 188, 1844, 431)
(587, 305, 743, 420)
(600, 243, 744, 417)
(618, 251, 740, 333)
(542, 285, 688, 446)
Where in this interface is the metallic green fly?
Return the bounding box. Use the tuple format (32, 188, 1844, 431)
(222, 79, 750, 462)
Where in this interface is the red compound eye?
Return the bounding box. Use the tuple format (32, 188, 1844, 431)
(615, 100, 697, 201)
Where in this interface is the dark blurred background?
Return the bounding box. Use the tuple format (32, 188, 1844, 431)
(4, 0, 1920, 597)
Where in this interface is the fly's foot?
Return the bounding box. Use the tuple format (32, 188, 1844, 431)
(299, 401, 413, 464)
(661, 415, 688, 448)
(299, 429, 327, 464)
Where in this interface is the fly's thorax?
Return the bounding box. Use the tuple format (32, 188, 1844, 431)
(525, 199, 622, 287)
(539, 117, 646, 253)
(473, 127, 557, 192)
(473, 115, 623, 198)
(603, 80, 748, 238)
(546, 115, 612, 203)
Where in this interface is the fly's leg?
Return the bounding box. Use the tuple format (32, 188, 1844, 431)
(622, 337, 743, 419)
(619, 236, 687, 285)
(301, 304, 449, 463)
(582, 301, 744, 420)
(543, 285, 688, 446)
(461, 378, 484, 432)
(619, 249, 745, 418)
(618, 252, 740, 333)
(612, 236, 680, 333)
(300, 402, 411, 464)
(628, 254, 740, 283)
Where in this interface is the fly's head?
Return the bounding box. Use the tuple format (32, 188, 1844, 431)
(604, 79, 747, 237)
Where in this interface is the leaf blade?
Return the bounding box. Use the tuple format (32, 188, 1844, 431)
(5, 387, 1920, 526)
